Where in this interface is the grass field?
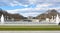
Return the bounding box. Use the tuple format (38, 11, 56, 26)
(0, 25, 60, 31)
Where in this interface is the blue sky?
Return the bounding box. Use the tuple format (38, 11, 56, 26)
(0, 0, 60, 17)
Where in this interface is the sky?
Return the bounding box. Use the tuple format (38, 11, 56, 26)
(0, 0, 60, 17)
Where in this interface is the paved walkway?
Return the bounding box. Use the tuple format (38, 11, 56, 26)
(0, 31, 60, 33)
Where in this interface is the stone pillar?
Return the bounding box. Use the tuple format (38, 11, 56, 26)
(56, 14, 59, 25)
(1, 14, 4, 24)
(46, 18, 49, 22)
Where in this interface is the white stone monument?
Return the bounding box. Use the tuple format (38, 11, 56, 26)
(56, 14, 59, 25)
(1, 14, 4, 24)
(50, 16, 54, 22)
(46, 18, 49, 22)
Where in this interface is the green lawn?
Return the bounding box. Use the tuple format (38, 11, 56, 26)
(0, 25, 60, 31)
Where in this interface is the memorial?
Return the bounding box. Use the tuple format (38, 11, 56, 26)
(0, 9, 60, 25)
(56, 14, 60, 25)
(1, 14, 4, 24)
(0, 14, 59, 25)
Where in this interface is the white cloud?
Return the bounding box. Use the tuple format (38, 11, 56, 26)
(7, 7, 60, 17)
(9, 3, 17, 7)
(48, 7, 60, 10)
(6, 6, 44, 17)
(9, 0, 22, 7)
(6, 8, 41, 17)
(29, 0, 37, 4)
(20, 12, 40, 17)
(6, 3, 53, 17)
(6, 8, 40, 13)
(1, 0, 60, 17)
(0, 0, 60, 6)
(9, 0, 29, 7)
(36, 3, 52, 8)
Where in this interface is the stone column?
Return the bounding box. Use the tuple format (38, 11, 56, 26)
(1, 14, 4, 24)
(56, 14, 59, 25)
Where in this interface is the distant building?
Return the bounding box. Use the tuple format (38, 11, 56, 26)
(23, 16, 39, 22)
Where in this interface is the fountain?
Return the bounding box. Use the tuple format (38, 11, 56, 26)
(56, 14, 59, 25)
(1, 14, 4, 24)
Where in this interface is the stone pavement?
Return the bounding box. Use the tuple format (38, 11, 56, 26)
(0, 31, 60, 33)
